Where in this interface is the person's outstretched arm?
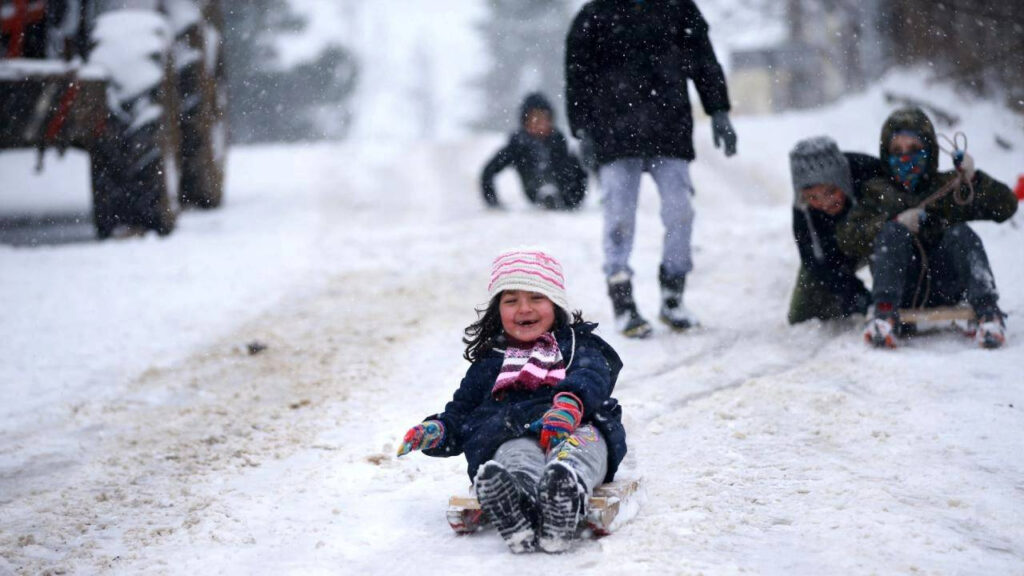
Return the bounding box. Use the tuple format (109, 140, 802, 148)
(480, 142, 515, 207)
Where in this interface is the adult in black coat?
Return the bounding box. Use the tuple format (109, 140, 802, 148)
(788, 137, 887, 324)
(565, 0, 734, 164)
(480, 93, 587, 210)
(565, 0, 737, 338)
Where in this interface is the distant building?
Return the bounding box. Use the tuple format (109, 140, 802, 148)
(729, 42, 844, 114)
(728, 0, 884, 115)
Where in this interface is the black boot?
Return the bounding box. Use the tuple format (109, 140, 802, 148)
(475, 461, 539, 553)
(607, 273, 652, 338)
(658, 266, 698, 330)
(538, 462, 587, 553)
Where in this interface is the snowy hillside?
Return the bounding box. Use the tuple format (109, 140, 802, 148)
(2, 67, 1023, 574)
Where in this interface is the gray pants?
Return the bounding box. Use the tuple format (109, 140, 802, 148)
(599, 157, 696, 279)
(479, 425, 608, 495)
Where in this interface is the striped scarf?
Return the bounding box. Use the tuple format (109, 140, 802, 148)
(492, 332, 565, 398)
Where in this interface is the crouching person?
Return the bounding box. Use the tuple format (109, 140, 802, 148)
(397, 250, 626, 553)
(836, 107, 1018, 348)
(788, 136, 885, 324)
(480, 93, 588, 210)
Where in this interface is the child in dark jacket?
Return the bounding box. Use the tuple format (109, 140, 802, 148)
(480, 93, 587, 210)
(788, 136, 886, 324)
(397, 249, 626, 554)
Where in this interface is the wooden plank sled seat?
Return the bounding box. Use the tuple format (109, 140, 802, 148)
(898, 305, 976, 333)
(447, 477, 643, 537)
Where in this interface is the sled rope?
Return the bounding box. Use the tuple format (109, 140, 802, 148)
(908, 131, 975, 310)
(920, 131, 975, 209)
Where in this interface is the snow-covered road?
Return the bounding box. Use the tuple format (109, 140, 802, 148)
(2, 78, 1023, 575)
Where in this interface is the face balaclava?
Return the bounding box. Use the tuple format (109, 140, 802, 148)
(887, 130, 929, 192)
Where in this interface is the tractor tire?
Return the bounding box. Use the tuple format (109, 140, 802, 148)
(176, 7, 227, 209)
(89, 109, 178, 238)
(87, 9, 179, 239)
(90, 131, 122, 239)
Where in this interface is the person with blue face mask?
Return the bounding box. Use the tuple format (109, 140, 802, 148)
(836, 107, 1018, 349)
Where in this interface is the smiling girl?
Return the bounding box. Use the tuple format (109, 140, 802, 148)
(397, 249, 627, 554)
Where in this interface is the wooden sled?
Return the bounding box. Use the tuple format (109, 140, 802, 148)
(899, 305, 976, 333)
(447, 477, 643, 537)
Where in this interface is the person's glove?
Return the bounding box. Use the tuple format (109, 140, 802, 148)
(711, 111, 737, 157)
(895, 207, 926, 234)
(397, 419, 445, 457)
(953, 150, 975, 182)
(481, 181, 501, 208)
(532, 392, 583, 452)
(576, 130, 597, 173)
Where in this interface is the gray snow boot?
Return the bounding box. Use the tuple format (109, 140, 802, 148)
(538, 462, 588, 553)
(607, 273, 653, 338)
(475, 461, 539, 553)
(659, 266, 698, 330)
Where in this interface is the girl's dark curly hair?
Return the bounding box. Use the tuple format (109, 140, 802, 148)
(463, 294, 585, 362)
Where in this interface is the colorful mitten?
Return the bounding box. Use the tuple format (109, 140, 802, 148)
(397, 420, 445, 457)
(537, 392, 583, 451)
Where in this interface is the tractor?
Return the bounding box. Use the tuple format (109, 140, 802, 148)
(0, 0, 227, 238)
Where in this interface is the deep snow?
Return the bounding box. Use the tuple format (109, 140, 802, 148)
(2, 67, 1023, 574)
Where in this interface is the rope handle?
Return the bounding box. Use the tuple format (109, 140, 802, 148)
(917, 131, 974, 209)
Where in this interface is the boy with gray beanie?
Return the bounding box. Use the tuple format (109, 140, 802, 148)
(788, 136, 885, 324)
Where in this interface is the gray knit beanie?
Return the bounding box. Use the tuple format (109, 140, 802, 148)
(789, 136, 853, 208)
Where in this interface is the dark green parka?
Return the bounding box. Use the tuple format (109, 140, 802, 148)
(836, 107, 1017, 261)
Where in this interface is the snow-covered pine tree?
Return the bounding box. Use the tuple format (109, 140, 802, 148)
(222, 0, 358, 143)
(473, 0, 576, 132)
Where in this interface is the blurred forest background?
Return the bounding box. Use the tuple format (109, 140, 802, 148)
(223, 0, 1024, 144)
(223, 0, 359, 143)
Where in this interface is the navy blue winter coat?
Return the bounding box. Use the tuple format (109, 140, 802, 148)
(480, 93, 586, 208)
(422, 322, 627, 485)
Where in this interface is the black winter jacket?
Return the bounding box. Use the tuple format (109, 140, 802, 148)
(565, 0, 730, 164)
(837, 107, 1018, 261)
(480, 130, 583, 206)
(422, 322, 627, 485)
(792, 153, 886, 302)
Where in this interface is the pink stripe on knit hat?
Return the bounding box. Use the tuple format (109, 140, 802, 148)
(489, 259, 565, 284)
(491, 254, 565, 278)
(488, 267, 565, 292)
(487, 249, 570, 312)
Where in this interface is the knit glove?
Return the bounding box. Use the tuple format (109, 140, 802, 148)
(396, 419, 445, 457)
(895, 207, 925, 234)
(533, 392, 583, 452)
(711, 111, 737, 157)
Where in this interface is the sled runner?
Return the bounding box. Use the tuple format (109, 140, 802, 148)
(447, 477, 643, 537)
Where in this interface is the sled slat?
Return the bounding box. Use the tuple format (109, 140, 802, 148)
(448, 495, 481, 510)
(448, 478, 641, 512)
(447, 477, 642, 536)
(899, 306, 975, 324)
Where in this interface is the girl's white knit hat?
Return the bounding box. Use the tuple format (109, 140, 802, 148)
(488, 249, 570, 312)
